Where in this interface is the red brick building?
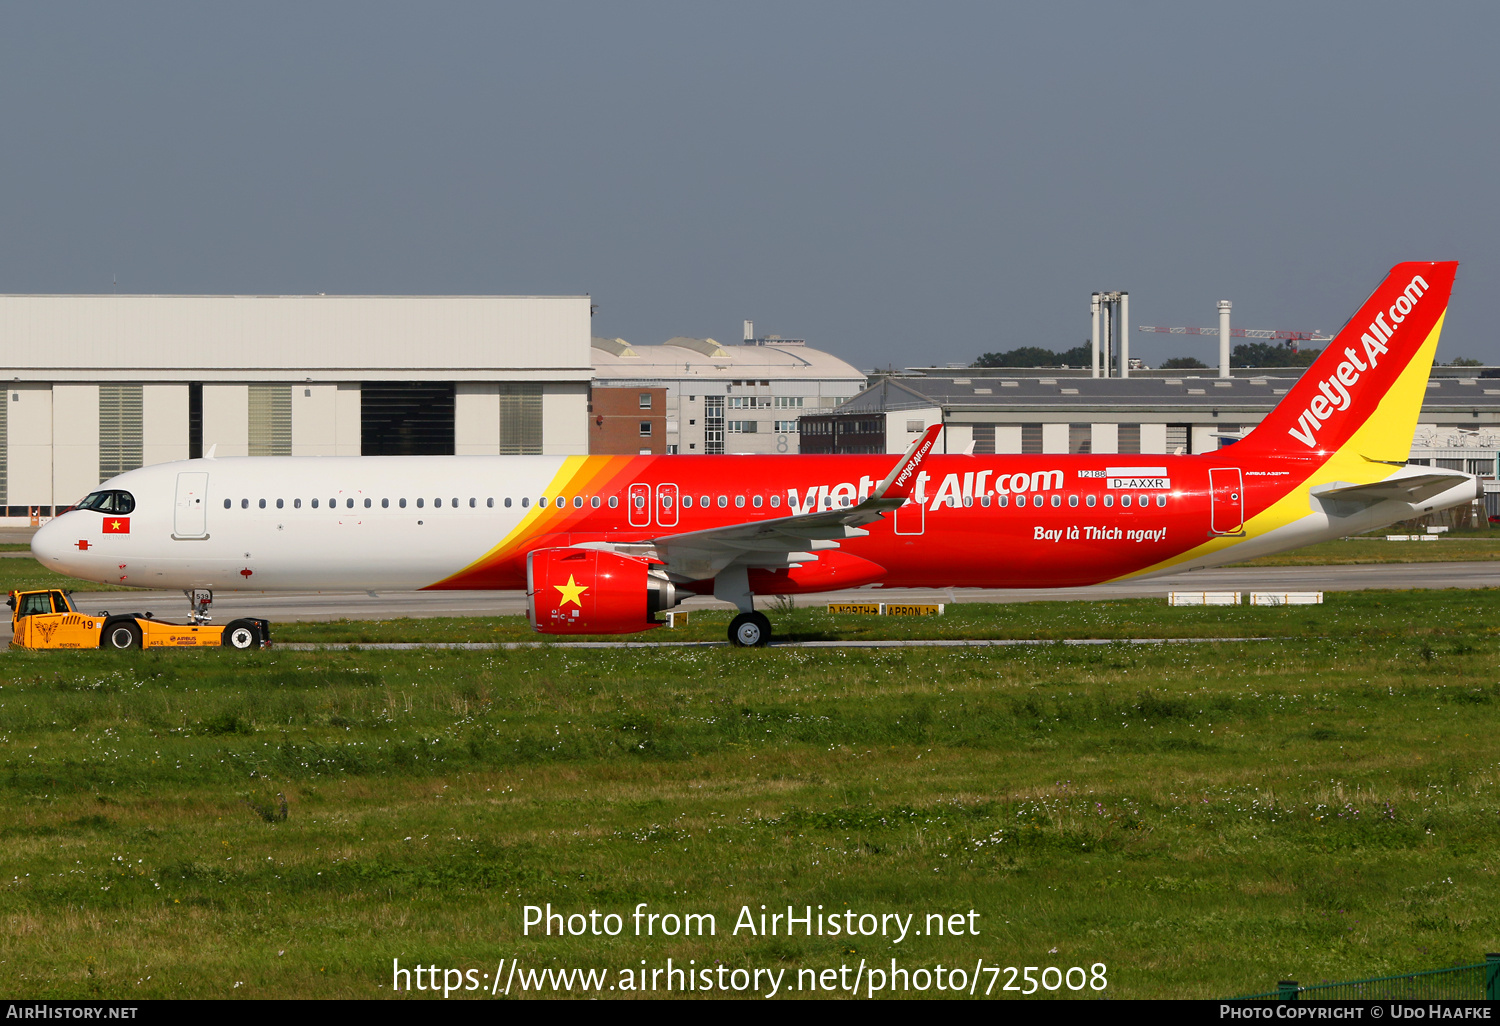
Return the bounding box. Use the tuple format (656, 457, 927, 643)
(589, 386, 667, 454)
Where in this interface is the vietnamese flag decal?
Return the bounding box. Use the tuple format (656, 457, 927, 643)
(103, 517, 130, 534)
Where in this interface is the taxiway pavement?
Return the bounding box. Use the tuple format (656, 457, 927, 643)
(50, 559, 1500, 626)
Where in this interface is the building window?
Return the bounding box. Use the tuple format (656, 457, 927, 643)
(188, 383, 203, 460)
(973, 425, 995, 455)
(704, 395, 725, 454)
(362, 382, 456, 456)
(639, 392, 653, 409)
(99, 384, 144, 482)
(1166, 424, 1190, 454)
(1021, 424, 1043, 455)
(0, 387, 7, 504)
(497, 382, 542, 455)
(639, 422, 652, 437)
(1118, 424, 1142, 455)
(774, 420, 799, 433)
(728, 420, 759, 433)
(774, 396, 804, 409)
(248, 384, 292, 457)
(1068, 424, 1091, 455)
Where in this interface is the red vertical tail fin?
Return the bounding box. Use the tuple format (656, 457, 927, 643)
(1238, 261, 1457, 460)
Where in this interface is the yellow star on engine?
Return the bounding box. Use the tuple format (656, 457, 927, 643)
(554, 574, 588, 608)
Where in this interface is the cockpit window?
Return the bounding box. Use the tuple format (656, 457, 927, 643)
(76, 490, 135, 515)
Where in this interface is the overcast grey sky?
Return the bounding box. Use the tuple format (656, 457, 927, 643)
(2, 2, 1496, 369)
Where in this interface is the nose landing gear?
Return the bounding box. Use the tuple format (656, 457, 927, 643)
(187, 589, 213, 624)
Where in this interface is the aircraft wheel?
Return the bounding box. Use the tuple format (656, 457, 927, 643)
(223, 620, 262, 650)
(104, 622, 142, 650)
(728, 611, 772, 648)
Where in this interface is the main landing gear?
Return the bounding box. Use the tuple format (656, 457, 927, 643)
(729, 611, 772, 647)
(717, 566, 772, 647)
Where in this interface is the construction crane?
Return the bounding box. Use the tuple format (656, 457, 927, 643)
(1136, 325, 1332, 348)
(1136, 299, 1330, 380)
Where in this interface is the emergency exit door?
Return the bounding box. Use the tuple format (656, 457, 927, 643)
(1209, 468, 1244, 536)
(174, 472, 209, 538)
(893, 496, 925, 535)
(628, 482, 651, 527)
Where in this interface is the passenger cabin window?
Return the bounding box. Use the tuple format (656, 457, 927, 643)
(770, 495, 780, 508)
(312, 499, 320, 508)
(417, 498, 424, 508)
(608, 496, 618, 508)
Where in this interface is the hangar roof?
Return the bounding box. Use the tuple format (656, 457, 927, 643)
(591, 337, 865, 382)
(0, 294, 593, 381)
(835, 373, 1500, 416)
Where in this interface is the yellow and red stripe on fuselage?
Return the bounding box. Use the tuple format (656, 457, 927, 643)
(425, 448, 1328, 592)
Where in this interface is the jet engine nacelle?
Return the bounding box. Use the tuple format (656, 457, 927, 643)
(526, 547, 680, 635)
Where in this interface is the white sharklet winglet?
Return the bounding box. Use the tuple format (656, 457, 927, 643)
(873, 423, 942, 501)
(650, 424, 944, 581)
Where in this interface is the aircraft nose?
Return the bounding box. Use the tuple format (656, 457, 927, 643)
(31, 515, 72, 567)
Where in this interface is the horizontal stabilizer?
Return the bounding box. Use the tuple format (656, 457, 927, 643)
(1311, 469, 1474, 507)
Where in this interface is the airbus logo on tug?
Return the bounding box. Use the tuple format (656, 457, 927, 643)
(1286, 274, 1428, 449)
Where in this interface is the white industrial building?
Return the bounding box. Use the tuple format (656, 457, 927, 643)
(0, 294, 592, 518)
(590, 323, 867, 454)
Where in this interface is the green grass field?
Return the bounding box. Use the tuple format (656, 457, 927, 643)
(2, 591, 1498, 1000)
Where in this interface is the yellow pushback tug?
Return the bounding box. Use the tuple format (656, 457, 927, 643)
(7, 589, 270, 650)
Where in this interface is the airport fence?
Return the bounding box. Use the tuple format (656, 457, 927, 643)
(1232, 954, 1499, 1000)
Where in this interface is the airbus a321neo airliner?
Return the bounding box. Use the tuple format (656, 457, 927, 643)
(32, 262, 1477, 646)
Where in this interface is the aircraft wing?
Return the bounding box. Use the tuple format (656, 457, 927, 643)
(648, 423, 941, 580)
